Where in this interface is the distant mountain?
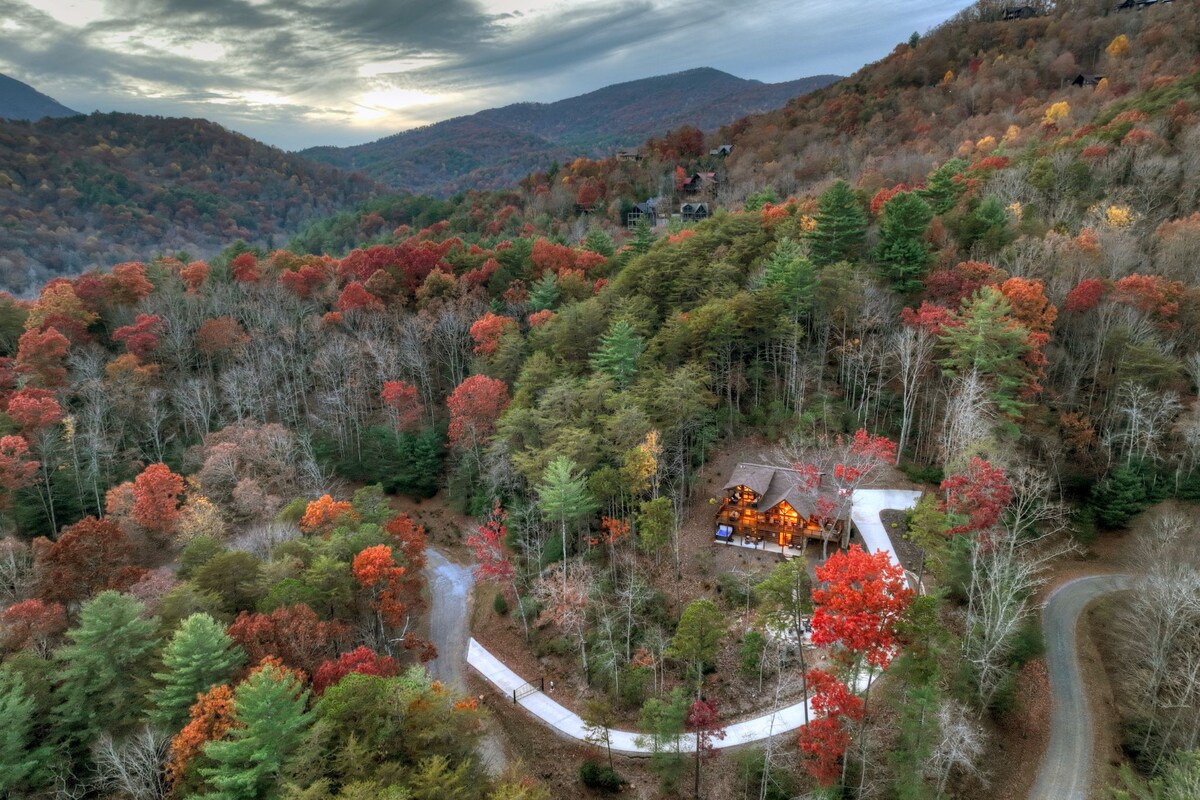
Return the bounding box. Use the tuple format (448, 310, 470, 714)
(0, 112, 378, 292)
(0, 73, 78, 121)
(302, 68, 842, 196)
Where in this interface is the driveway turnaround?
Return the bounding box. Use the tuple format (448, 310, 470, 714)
(1029, 574, 1134, 800)
(464, 488, 923, 753)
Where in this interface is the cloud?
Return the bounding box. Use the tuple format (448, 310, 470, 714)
(0, 0, 974, 149)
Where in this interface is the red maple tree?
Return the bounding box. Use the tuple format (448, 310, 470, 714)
(811, 544, 913, 670)
(797, 668, 864, 787)
(381, 380, 424, 432)
(167, 684, 235, 789)
(299, 495, 357, 535)
(311, 646, 399, 694)
(0, 598, 67, 656)
(940, 457, 1012, 535)
(469, 311, 517, 355)
(15, 326, 70, 388)
(230, 253, 260, 283)
(132, 462, 185, 537)
(5, 387, 63, 431)
(466, 501, 514, 584)
(227, 604, 350, 675)
(446, 375, 510, 449)
(112, 313, 164, 358)
(32, 516, 141, 606)
(0, 435, 39, 505)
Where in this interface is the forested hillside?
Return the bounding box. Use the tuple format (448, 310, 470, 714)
(301, 68, 840, 196)
(0, 113, 378, 292)
(3, 0, 1200, 797)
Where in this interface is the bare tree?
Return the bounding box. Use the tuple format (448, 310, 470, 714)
(892, 324, 936, 463)
(940, 370, 995, 468)
(1103, 381, 1181, 466)
(925, 700, 987, 798)
(91, 725, 171, 800)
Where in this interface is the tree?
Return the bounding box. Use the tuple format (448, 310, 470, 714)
(685, 698, 726, 799)
(536, 456, 598, 582)
(469, 312, 517, 356)
(15, 326, 70, 388)
(133, 462, 185, 539)
(0, 669, 53, 795)
(167, 684, 235, 793)
(939, 286, 1033, 417)
(227, 605, 349, 676)
(940, 457, 1013, 534)
(1091, 463, 1148, 529)
(447, 375, 511, 451)
(797, 668, 863, 788)
(312, 646, 399, 695)
(591, 320, 645, 389)
(668, 598, 726, 694)
(91, 724, 172, 800)
(636, 689, 688, 790)
(299, 495, 357, 536)
(55, 591, 159, 750)
(200, 661, 312, 800)
(353, 545, 426, 655)
(873, 191, 933, 293)
(380, 380, 423, 432)
(33, 516, 138, 607)
(918, 159, 968, 214)
(151, 613, 246, 730)
(0, 435, 39, 507)
(807, 181, 867, 266)
(528, 272, 560, 311)
(0, 598, 67, 656)
(756, 558, 812, 722)
(112, 313, 164, 358)
(811, 544, 912, 671)
(582, 697, 618, 771)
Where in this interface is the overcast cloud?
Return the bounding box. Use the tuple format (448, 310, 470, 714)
(0, 0, 974, 150)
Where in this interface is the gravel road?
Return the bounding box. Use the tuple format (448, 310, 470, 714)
(423, 546, 509, 773)
(423, 546, 475, 688)
(1029, 574, 1133, 800)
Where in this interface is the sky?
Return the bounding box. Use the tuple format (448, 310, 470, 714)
(0, 0, 974, 150)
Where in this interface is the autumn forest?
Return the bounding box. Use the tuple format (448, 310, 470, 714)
(3, 0, 1200, 798)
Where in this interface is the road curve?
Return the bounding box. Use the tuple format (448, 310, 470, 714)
(1029, 574, 1134, 800)
(423, 547, 475, 689)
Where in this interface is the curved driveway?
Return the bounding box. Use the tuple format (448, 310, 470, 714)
(423, 547, 475, 689)
(1029, 574, 1133, 800)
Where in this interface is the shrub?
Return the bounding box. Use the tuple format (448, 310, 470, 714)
(579, 760, 622, 792)
(492, 592, 509, 615)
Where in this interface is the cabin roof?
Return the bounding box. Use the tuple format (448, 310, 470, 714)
(724, 463, 836, 518)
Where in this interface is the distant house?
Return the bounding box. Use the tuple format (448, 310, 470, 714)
(615, 149, 643, 162)
(626, 197, 665, 229)
(680, 202, 710, 222)
(1072, 73, 1105, 87)
(1002, 5, 1039, 19)
(681, 172, 717, 195)
(709, 144, 734, 157)
(714, 463, 847, 550)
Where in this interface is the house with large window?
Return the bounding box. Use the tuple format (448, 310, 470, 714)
(714, 463, 847, 550)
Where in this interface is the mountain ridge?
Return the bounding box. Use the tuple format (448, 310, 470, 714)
(301, 67, 842, 196)
(0, 73, 78, 121)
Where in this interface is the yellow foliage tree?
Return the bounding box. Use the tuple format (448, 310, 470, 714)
(1104, 205, 1134, 228)
(1042, 101, 1071, 126)
(1106, 34, 1130, 59)
(941, 70, 955, 85)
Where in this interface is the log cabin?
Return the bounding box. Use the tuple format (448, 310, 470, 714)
(714, 463, 847, 550)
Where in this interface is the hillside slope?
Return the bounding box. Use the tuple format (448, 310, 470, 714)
(302, 68, 840, 196)
(0, 112, 378, 291)
(0, 73, 78, 121)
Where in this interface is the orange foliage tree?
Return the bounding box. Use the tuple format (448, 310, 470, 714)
(166, 684, 235, 791)
(299, 495, 357, 535)
(132, 463, 186, 537)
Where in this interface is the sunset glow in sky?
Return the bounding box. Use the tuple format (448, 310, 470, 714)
(0, 0, 974, 149)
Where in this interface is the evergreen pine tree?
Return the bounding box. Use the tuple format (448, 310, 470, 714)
(631, 219, 657, 254)
(938, 286, 1032, 417)
(807, 180, 867, 266)
(917, 158, 968, 214)
(528, 272, 560, 312)
(873, 191, 933, 293)
(667, 598, 727, 692)
(1090, 463, 1148, 529)
(151, 613, 246, 730)
(536, 456, 598, 568)
(54, 591, 159, 751)
(758, 237, 816, 311)
(590, 320, 645, 389)
(0, 670, 53, 796)
(582, 227, 615, 257)
(200, 662, 312, 800)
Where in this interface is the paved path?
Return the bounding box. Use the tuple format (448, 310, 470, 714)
(464, 488, 923, 753)
(1029, 574, 1134, 800)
